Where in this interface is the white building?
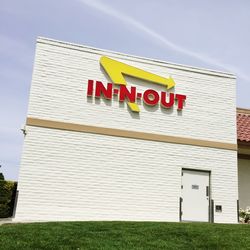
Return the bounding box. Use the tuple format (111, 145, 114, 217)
(14, 37, 246, 223)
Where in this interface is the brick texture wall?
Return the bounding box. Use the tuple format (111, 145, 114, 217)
(15, 37, 238, 223)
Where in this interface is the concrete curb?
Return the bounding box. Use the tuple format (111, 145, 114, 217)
(0, 218, 13, 225)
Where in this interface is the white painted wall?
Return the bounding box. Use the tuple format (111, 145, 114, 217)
(15, 37, 238, 223)
(15, 126, 238, 223)
(28, 37, 237, 143)
(238, 158, 250, 209)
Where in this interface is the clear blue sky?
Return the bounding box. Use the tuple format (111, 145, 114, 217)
(1, 0, 250, 180)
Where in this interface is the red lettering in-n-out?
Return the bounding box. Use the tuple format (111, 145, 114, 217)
(87, 80, 186, 111)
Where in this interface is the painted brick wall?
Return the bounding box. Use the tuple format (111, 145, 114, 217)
(15, 37, 238, 223)
(28, 38, 237, 143)
(16, 126, 238, 222)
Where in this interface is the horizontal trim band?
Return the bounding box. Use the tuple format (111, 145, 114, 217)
(237, 107, 250, 115)
(26, 117, 237, 151)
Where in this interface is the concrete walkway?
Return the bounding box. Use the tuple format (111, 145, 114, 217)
(0, 218, 13, 225)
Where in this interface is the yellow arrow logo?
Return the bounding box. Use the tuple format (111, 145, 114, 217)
(100, 56, 175, 112)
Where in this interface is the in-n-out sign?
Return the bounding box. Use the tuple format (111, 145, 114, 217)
(87, 56, 186, 112)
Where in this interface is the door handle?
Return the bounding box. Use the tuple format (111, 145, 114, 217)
(206, 186, 209, 196)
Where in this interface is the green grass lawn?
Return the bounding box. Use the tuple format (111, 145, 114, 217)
(0, 221, 249, 250)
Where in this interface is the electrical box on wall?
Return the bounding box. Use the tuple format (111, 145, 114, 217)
(215, 205, 222, 212)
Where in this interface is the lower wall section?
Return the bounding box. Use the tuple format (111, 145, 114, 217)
(238, 158, 250, 209)
(15, 126, 238, 223)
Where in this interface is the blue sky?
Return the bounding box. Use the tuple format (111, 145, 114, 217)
(1, 0, 250, 180)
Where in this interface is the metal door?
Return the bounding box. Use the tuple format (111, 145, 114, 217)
(181, 169, 210, 222)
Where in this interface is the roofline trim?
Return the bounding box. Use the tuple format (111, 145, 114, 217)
(237, 107, 250, 114)
(36, 37, 236, 79)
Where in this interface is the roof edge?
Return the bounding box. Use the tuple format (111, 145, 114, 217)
(36, 36, 236, 79)
(238, 140, 250, 146)
(237, 107, 250, 114)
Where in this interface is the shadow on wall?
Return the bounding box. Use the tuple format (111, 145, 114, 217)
(87, 93, 185, 119)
